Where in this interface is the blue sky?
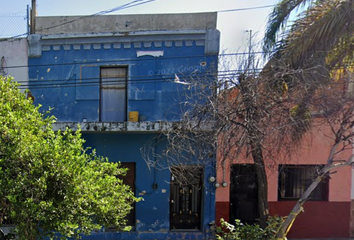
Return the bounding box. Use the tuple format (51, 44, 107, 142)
(1, 0, 281, 52)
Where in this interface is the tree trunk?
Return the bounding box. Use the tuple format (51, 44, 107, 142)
(239, 75, 269, 228)
(250, 141, 269, 228)
(275, 159, 353, 239)
(275, 174, 323, 239)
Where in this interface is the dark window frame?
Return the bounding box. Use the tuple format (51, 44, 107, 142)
(278, 164, 329, 201)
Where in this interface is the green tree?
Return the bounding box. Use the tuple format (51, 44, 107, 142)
(264, 0, 354, 71)
(0, 76, 139, 240)
(263, 1, 354, 239)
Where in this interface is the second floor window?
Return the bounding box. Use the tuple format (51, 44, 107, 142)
(100, 67, 127, 122)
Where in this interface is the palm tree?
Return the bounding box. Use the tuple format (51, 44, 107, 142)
(263, 1, 354, 239)
(264, 0, 354, 72)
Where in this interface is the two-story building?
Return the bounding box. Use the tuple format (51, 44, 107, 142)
(27, 12, 220, 240)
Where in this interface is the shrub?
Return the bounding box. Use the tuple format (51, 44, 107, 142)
(216, 216, 284, 240)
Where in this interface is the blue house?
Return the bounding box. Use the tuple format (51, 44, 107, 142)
(28, 12, 220, 240)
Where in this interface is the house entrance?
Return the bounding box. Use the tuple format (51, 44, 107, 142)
(170, 167, 203, 230)
(229, 164, 259, 224)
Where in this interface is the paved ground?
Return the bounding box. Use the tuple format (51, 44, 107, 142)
(289, 239, 354, 240)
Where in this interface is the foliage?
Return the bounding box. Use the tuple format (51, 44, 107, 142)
(141, 53, 318, 227)
(264, 1, 354, 238)
(216, 217, 283, 240)
(0, 76, 139, 240)
(264, 0, 354, 81)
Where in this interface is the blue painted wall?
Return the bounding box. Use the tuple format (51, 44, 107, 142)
(28, 38, 218, 240)
(82, 133, 215, 240)
(29, 42, 217, 122)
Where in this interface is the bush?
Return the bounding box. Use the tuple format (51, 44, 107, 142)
(216, 216, 284, 240)
(0, 76, 140, 240)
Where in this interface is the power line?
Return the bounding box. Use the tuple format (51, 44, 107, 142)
(0, 0, 158, 41)
(33, 3, 275, 35)
(0, 2, 278, 40)
(3, 52, 266, 70)
(13, 70, 350, 90)
(13, 71, 248, 89)
(218, 4, 275, 13)
(35, 0, 159, 33)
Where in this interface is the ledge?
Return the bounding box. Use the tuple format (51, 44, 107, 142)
(52, 121, 173, 133)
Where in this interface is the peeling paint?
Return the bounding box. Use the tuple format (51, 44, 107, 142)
(28, 17, 218, 239)
(52, 121, 174, 132)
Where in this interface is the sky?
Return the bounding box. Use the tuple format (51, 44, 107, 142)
(0, 0, 280, 53)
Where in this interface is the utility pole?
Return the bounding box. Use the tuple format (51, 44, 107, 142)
(30, 0, 36, 34)
(246, 29, 253, 69)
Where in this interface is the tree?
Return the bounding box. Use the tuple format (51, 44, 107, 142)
(275, 77, 354, 239)
(263, 0, 354, 94)
(263, 1, 354, 238)
(141, 55, 310, 228)
(264, 0, 354, 70)
(0, 76, 139, 240)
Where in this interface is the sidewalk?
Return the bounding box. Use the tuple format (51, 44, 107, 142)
(290, 239, 354, 240)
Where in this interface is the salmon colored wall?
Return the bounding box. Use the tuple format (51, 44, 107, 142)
(216, 160, 231, 202)
(215, 112, 353, 238)
(216, 124, 352, 204)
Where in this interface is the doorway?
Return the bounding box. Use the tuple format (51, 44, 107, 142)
(229, 164, 259, 224)
(170, 167, 203, 230)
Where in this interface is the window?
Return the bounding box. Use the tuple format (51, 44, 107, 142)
(100, 67, 127, 122)
(170, 167, 203, 230)
(278, 165, 328, 201)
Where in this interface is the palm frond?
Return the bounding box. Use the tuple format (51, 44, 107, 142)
(283, 0, 354, 69)
(263, 0, 314, 54)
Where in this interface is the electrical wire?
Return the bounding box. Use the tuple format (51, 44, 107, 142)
(16, 72, 351, 90)
(218, 4, 275, 13)
(5, 47, 351, 70)
(35, 0, 159, 33)
(0, 0, 158, 41)
(0, 2, 279, 41)
(14, 71, 243, 89)
(3, 52, 266, 70)
(12, 69, 240, 84)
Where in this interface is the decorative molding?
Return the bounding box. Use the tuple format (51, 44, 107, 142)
(41, 40, 206, 52)
(38, 31, 207, 52)
(103, 43, 111, 49)
(137, 50, 164, 58)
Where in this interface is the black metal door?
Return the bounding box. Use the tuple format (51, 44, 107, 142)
(170, 167, 202, 230)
